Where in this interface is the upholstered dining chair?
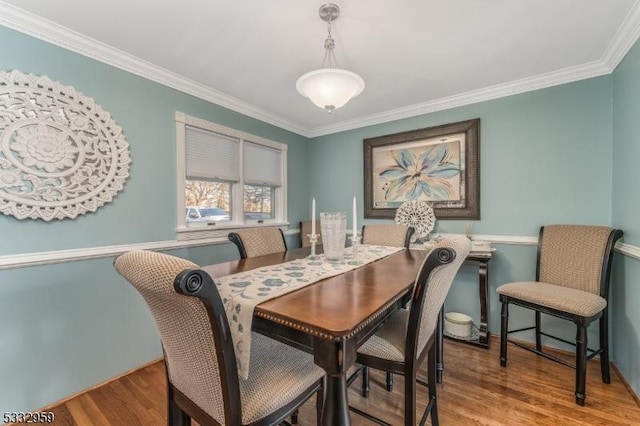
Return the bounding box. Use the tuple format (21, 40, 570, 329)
(361, 224, 415, 248)
(496, 225, 622, 406)
(114, 250, 324, 426)
(300, 220, 322, 248)
(360, 223, 415, 396)
(350, 235, 471, 426)
(228, 227, 287, 259)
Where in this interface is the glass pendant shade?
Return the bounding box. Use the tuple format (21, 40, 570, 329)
(296, 68, 365, 112)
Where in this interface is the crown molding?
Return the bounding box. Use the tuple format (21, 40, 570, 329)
(0, 1, 309, 137)
(601, 0, 640, 71)
(306, 60, 611, 137)
(307, 0, 640, 137)
(2, 1, 640, 139)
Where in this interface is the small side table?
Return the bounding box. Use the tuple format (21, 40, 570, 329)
(436, 250, 492, 382)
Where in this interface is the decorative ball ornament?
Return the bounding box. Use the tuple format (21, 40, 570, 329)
(394, 199, 436, 239)
(0, 70, 131, 221)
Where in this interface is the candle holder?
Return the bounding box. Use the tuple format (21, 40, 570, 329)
(348, 235, 363, 265)
(307, 234, 320, 260)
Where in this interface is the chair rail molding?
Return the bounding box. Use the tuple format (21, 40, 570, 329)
(0, 231, 637, 270)
(0, 229, 299, 270)
(617, 242, 640, 261)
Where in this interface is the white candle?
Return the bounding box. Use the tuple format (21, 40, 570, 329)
(311, 197, 316, 235)
(352, 195, 357, 239)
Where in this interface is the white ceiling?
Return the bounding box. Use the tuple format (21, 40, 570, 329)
(1, 0, 639, 137)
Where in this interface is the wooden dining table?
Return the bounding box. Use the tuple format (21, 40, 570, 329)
(202, 246, 429, 426)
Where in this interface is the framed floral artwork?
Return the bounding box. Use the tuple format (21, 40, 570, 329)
(363, 119, 480, 220)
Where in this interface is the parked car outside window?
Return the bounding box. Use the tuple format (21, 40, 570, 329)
(186, 207, 229, 222)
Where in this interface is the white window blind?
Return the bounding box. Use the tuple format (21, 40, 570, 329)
(186, 126, 240, 182)
(244, 142, 282, 186)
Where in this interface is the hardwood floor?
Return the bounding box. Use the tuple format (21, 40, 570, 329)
(45, 337, 640, 425)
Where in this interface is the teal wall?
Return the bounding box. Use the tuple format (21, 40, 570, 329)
(2, 20, 640, 415)
(612, 38, 640, 396)
(0, 26, 308, 414)
(309, 76, 629, 386)
(0, 25, 310, 255)
(310, 77, 613, 235)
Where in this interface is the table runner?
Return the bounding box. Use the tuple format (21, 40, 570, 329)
(215, 244, 404, 379)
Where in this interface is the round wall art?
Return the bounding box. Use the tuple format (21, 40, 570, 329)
(394, 199, 436, 241)
(0, 70, 130, 221)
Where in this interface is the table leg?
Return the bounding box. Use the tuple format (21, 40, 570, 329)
(478, 260, 490, 346)
(313, 337, 356, 426)
(436, 308, 444, 383)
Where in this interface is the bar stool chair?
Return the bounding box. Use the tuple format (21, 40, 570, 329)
(350, 235, 471, 425)
(114, 250, 324, 425)
(496, 225, 622, 406)
(361, 223, 415, 248)
(360, 223, 415, 395)
(228, 227, 287, 259)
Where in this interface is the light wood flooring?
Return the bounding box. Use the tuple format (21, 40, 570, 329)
(45, 337, 640, 425)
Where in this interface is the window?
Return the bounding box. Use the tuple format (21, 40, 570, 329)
(176, 112, 287, 235)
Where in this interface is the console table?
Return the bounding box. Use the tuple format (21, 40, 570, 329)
(439, 251, 492, 381)
(447, 251, 492, 346)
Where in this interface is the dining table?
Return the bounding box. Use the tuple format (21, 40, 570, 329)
(202, 246, 429, 426)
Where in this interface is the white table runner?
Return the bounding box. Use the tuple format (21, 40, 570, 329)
(215, 245, 404, 379)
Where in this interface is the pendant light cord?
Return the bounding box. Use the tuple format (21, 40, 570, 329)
(322, 17, 339, 69)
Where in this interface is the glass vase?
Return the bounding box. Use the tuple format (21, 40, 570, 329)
(320, 212, 347, 262)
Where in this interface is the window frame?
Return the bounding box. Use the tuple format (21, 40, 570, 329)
(175, 112, 288, 238)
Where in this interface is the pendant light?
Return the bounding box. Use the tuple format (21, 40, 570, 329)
(296, 3, 365, 113)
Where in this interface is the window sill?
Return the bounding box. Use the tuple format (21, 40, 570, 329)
(176, 222, 290, 242)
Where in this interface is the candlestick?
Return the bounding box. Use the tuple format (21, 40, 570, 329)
(311, 197, 316, 236)
(352, 195, 357, 240)
(348, 235, 362, 265)
(307, 233, 320, 260)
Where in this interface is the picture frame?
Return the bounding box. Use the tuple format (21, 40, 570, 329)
(364, 118, 480, 220)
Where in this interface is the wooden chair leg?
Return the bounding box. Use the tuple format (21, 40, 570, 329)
(404, 365, 417, 426)
(291, 409, 298, 424)
(600, 311, 611, 384)
(386, 372, 394, 391)
(436, 308, 444, 383)
(500, 298, 509, 367)
(535, 311, 542, 351)
(316, 383, 324, 426)
(168, 395, 190, 426)
(428, 344, 439, 426)
(361, 366, 370, 397)
(575, 323, 588, 406)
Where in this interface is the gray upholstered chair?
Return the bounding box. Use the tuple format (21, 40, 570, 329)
(361, 224, 415, 248)
(350, 235, 471, 426)
(359, 223, 415, 395)
(114, 250, 324, 425)
(496, 225, 622, 406)
(228, 227, 287, 259)
(300, 220, 322, 248)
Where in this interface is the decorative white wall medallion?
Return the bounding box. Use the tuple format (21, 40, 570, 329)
(394, 199, 436, 241)
(0, 70, 130, 221)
